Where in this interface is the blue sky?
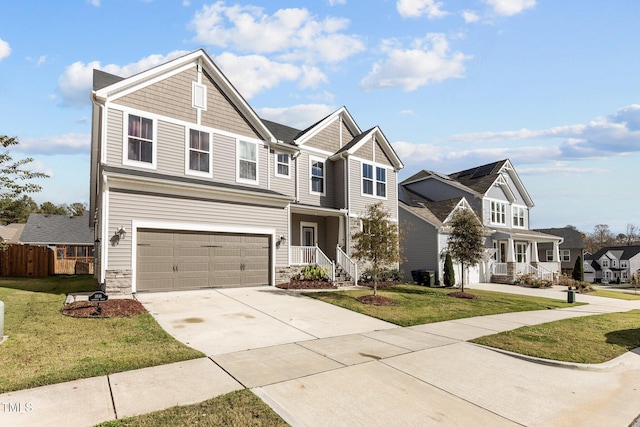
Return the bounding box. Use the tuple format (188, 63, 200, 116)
(1, 0, 639, 234)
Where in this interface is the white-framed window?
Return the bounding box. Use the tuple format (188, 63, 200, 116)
(490, 200, 506, 225)
(192, 82, 207, 110)
(124, 113, 156, 168)
(362, 163, 373, 195)
(512, 206, 525, 228)
(612, 259, 618, 268)
(237, 140, 258, 184)
(621, 260, 629, 268)
(362, 162, 387, 198)
(561, 250, 571, 262)
(546, 250, 553, 262)
(186, 128, 211, 177)
(601, 259, 609, 268)
(622, 271, 629, 280)
(310, 156, 325, 195)
(515, 242, 527, 263)
(275, 152, 290, 178)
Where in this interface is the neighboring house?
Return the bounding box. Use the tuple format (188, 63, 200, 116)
(19, 214, 95, 261)
(399, 159, 563, 285)
(0, 223, 25, 244)
(534, 227, 586, 276)
(583, 246, 640, 283)
(90, 49, 403, 294)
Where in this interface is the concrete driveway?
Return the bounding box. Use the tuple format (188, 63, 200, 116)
(135, 285, 640, 427)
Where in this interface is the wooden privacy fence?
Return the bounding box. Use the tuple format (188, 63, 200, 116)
(0, 245, 95, 277)
(0, 244, 53, 277)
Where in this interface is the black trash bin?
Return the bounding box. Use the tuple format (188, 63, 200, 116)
(567, 290, 575, 303)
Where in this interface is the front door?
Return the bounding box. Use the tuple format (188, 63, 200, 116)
(300, 222, 317, 263)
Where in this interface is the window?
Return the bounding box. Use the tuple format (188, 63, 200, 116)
(561, 250, 571, 262)
(513, 206, 525, 227)
(238, 140, 258, 183)
(188, 129, 210, 174)
(362, 164, 373, 195)
(546, 250, 553, 262)
(362, 163, 387, 198)
(490, 201, 506, 225)
(515, 242, 527, 263)
(310, 157, 325, 194)
(621, 260, 629, 268)
(275, 152, 290, 178)
(376, 167, 386, 197)
(601, 259, 609, 268)
(126, 114, 154, 164)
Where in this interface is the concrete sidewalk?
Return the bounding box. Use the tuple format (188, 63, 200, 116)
(2, 284, 640, 426)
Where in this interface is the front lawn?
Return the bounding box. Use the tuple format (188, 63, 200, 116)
(588, 289, 640, 300)
(304, 284, 583, 326)
(0, 276, 204, 393)
(96, 389, 287, 427)
(472, 310, 640, 363)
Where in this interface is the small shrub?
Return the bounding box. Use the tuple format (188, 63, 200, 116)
(295, 264, 328, 281)
(557, 274, 593, 293)
(514, 273, 552, 288)
(443, 253, 455, 287)
(360, 267, 403, 283)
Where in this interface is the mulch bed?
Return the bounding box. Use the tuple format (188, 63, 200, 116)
(276, 280, 337, 290)
(357, 295, 397, 306)
(447, 291, 479, 299)
(61, 299, 147, 318)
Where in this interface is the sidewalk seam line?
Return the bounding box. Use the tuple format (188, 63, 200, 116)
(107, 375, 118, 420)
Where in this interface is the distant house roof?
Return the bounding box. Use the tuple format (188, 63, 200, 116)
(534, 227, 586, 250)
(0, 223, 25, 243)
(590, 245, 640, 262)
(19, 214, 94, 246)
(448, 159, 508, 194)
(261, 119, 302, 145)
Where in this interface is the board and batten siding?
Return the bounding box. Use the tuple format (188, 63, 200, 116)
(349, 158, 397, 219)
(106, 190, 288, 270)
(399, 206, 440, 282)
(115, 68, 197, 124)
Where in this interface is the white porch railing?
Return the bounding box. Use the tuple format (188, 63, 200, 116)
(336, 245, 357, 283)
(516, 263, 537, 276)
(492, 263, 507, 276)
(290, 246, 335, 282)
(536, 263, 555, 281)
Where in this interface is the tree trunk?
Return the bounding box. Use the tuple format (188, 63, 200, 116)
(461, 263, 465, 293)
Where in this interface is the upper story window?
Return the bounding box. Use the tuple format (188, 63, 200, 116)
(601, 259, 609, 268)
(561, 250, 571, 262)
(490, 200, 506, 225)
(237, 140, 258, 184)
(275, 152, 290, 178)
(621, 260, 629, 268)
(513, 206, 525, 228)
(362, 162, 387, 198)
(187, 129, 211, 176)
(125, 114, 155, 167)
(310, 157, 325, 195)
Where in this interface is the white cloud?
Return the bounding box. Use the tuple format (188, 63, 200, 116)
(397, 0, 448, 19)
(484, 0, 536, 17)
(36, 55, 47, 66)
(87, 0, 100, 6)
(215, 52, 303, 99)
(462, 10, 480, 23)
(400, 109, 415, 115)
(18, 133, 90, 155)
(57, 50, 188, 107)
(518, 163, 609, 176)
(328, 0, 346, 5)
(190, 2, 364, 63)
(257, 104, 336, 130)
(182, 0, 190, 5)
(0, 38, 11, 61)
(360, 33, 472, 91)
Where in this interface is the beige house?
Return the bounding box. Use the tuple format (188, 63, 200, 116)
(89, 49, 403, 294)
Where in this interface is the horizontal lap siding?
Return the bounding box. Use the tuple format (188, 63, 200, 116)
(349, 159, 398, 220)
(157, 120, 185, 176)
(106, 108, 123, 165)
(399, 207, 439, 281)
(297, 152, 335, 208)
(270, 151, 296, 198)
(107, 190, 288, 270)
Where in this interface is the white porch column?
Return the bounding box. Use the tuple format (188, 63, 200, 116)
(531, 241, 539, 262)
(553, 240, 560, 262)
(338, 215, 345, 248)
(506, 238, 515, 262)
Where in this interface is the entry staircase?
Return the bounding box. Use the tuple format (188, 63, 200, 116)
(290, 244, 357, 286)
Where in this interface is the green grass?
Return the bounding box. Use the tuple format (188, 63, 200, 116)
(0, 276, 204, 393)
(472, 310, 640, 363)
(588, 289, 640, 300)
(95, 389, 287, 427)
(304, 284, 584, 326)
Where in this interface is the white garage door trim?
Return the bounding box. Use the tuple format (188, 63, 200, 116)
(131, 220, 276, 293)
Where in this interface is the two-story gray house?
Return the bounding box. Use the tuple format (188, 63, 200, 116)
(584, 246, 640, 283)
(89, 49, 403, 294)
(399, 159, 563, 285)
(534, 227, 585, 276)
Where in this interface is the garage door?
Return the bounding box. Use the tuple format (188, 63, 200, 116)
(136, 229, 270, 292)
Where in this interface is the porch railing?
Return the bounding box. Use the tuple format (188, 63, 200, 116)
(536, 263, 555, 282)
(516, 263, 537, 276)
(492, 263, 507, 276)
(290, 246, 335, 282)
(336, 245, 357, 284)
